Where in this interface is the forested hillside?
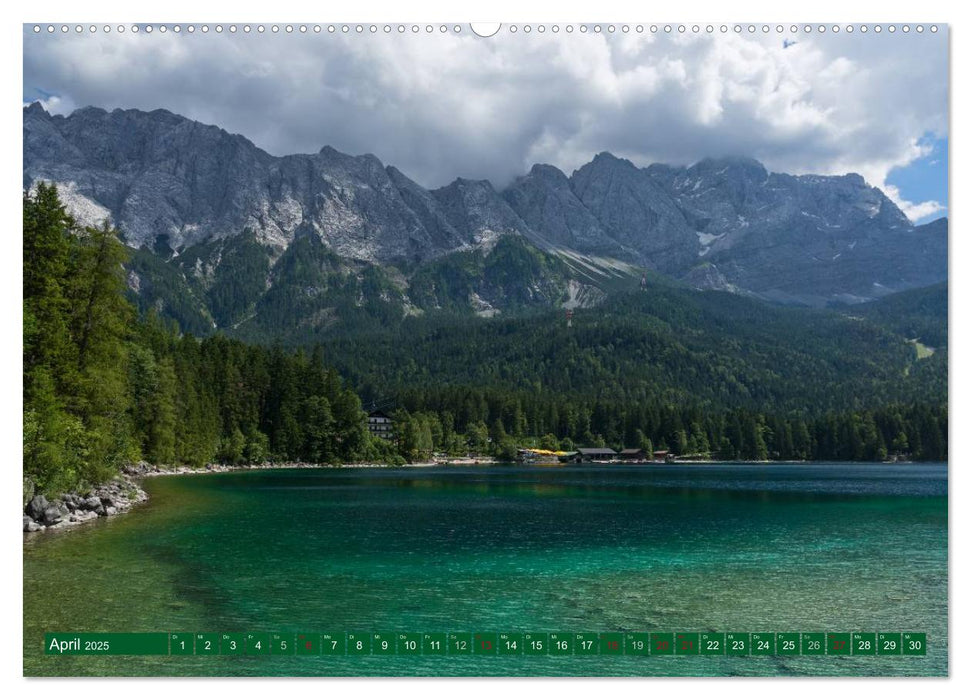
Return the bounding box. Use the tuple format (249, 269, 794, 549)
(23, 185, 393, 497)
(327, 285, 946, 413)
(320, 283, 946, 463)
(23, 185, 947, 498)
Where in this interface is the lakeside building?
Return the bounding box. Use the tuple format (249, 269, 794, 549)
(367, 410, 394, 441)
(515, 445, 682, 465)
(574, 447, 618, 463)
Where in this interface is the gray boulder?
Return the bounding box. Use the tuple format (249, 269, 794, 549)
(82, 496, 102, 511)
(26, 495, 48, 520)
(69, 511, 98, 524)
(41, 503, 69, 526)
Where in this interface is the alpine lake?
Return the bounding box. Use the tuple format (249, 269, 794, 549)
(23, 463, 947, 676)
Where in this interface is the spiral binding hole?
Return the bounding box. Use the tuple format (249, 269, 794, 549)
(27, 23, 942, 37)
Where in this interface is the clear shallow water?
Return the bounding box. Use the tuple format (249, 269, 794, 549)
(23, 463, 947, 676)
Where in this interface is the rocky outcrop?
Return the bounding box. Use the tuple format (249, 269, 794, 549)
(643, 157, 948, 304)
(23, 105, 485, 263)
(430, 178, 532, 249)
(568, 152, 701, 273)
(503, 163, 629, 257)
(22, 475, 148, 533)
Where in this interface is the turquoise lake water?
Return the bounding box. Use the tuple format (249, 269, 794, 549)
(23, 463, 947, 676)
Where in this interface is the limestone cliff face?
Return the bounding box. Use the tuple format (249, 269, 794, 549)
(24, 103, 947, 308)
(642, 157, 946, 304)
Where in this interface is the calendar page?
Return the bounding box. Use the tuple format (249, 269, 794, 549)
(22, 20, 948, 678)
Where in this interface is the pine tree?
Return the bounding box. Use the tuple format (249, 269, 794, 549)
(23, 184, 77, 402)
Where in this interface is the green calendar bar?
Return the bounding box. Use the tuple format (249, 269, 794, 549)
(727, 632, 749, 656)
(321, 632, 344, 655)
(220, 633, 244, 655)
(423, 633, 446, 655)
(777, 633, 799, 655)
(600, 633, 624, 655)
(270, 633, 294, 655)
(651, 632, 674, 655)
(295, 633, 319, 655)
(447, 632, 472, 655)
(398, 633, 422, 655)
(170, 632, 193, 655)
(575, 632, 599, 655)
(44, 633, 169, 655)
(473, 632, 497, 654)
(625, 632, 650, 655)
(549, 632, 572, 655)
(827, 632, 851, 655)
(498, 632, 523, 655)
(752, 633, 775, 656)
(195, 632, 218, 655)
(902, 632, 926, 656)
(43, 631, 928, 656)
(372, 632, 395, 655)
(852, 632, 876, 656)
(675, 632, 699, 655)
(700, 632, 725, 655)
(525, 632, 548, 655)
(246, 633, 270, 655)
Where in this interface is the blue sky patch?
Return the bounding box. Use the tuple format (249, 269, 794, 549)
(886, 135, 948, 224)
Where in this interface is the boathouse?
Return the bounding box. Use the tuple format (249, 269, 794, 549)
(574, 447, 617, 462)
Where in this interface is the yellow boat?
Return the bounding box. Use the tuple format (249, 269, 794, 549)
(516, 448, 572, 466)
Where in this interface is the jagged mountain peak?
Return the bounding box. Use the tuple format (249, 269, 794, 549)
(23, 105, 946, 306)
(317, 144, 385, 165)
(23, 101, 50, 118)
(687, 156, 769, 181)
(504, 162, 623, 256)
(588, 150, 629, 165)
(438, 176, 497, 191)
(570, 150, 699, 271)
(522, 163, 571, 186)
(919, 216, 948, 232)
(573, 151, 642, 178)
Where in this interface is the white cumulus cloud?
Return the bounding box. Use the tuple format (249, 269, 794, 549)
(23, 27, 947, 220)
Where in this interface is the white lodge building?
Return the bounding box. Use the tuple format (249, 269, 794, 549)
(367, 411, 394, 440)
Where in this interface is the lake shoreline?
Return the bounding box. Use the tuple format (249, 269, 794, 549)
(23, 473, 149, 535)
(20, 459, 491, 534)
(22, 457, 935, 534)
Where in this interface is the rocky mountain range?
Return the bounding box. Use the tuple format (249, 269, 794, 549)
(23, 102, 947, 334)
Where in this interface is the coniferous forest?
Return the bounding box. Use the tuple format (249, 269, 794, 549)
(23, 185, 947, 497)
(23, 185, 394, 497)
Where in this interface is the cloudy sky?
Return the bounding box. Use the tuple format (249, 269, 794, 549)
(23, 25, 948, 222)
